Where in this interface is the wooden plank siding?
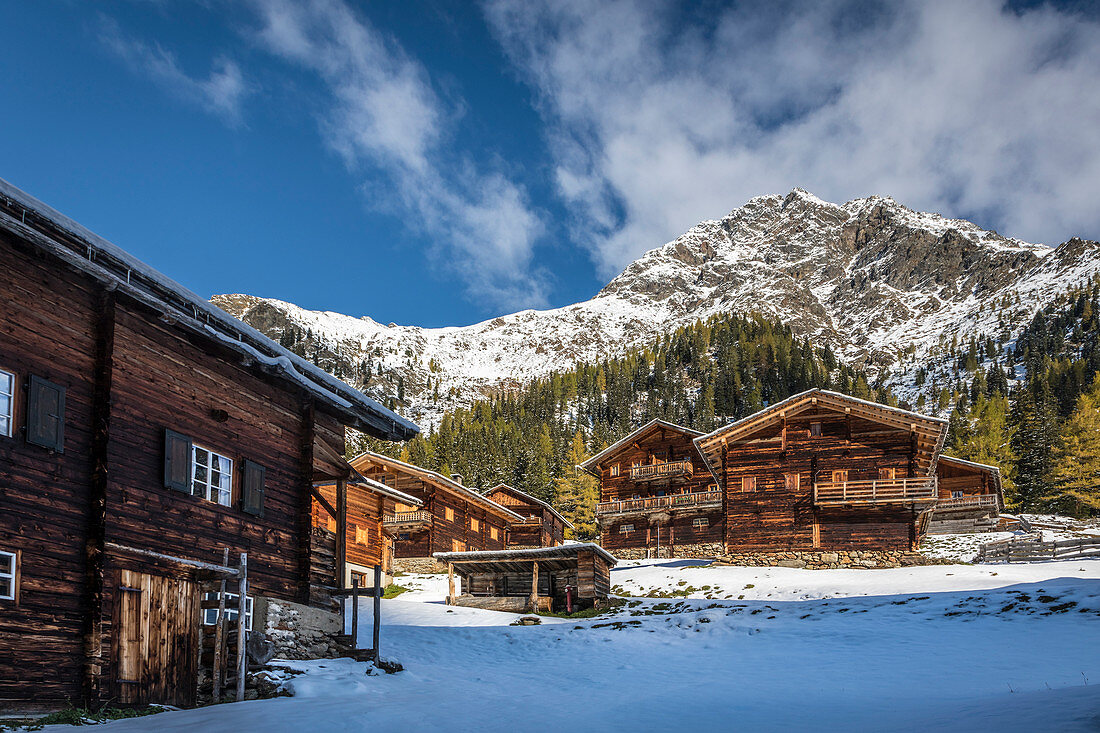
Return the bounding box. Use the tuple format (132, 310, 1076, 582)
(484, 485, 567, 548)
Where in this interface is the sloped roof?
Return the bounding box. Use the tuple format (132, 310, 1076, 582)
(936, 454, 1005, 504)
(694, 389, 948, 482)
(578, 419, 703, 475)
(484, 484, 573, 529)
(0, 177, 418, 442)
(433, 542, 616, 567)
(349, 450, 524, 522)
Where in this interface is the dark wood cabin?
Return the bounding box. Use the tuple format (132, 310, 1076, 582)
(436, 544, 616, 613)
(312, 477, 423, 587)
(928, 456, 1004, 533)
(579, 420, 723, 557)
(483, 484, 571, 548)
(694, 389, 947, 553)
(0, 179, 418, 712)
(349, 452, 522, 561)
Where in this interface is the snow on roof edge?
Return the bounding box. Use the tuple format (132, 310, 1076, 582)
(433, 542, 617, 566)
(483, 484, 573, 529)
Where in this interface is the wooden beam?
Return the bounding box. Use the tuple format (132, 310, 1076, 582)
(212, 548, 228, 702)
(104, 542, 238, 576)
(336, 479, 347, 591)
(310, 485, 338, 519)
(236, 553, 248, 702)
(529, 561, 539, 612)
(447, 562, 455, 604)
(372, 564, 382, 660)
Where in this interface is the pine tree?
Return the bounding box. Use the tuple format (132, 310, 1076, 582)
(1010, 383, 1058, 510)
(552, 432, 599, 540)
(1046, 378, 1100, 516)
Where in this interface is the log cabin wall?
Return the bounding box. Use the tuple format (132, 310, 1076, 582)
(0, 233, 98, 710)
(485, 487, 566, 547)
(935, 460, 992, 499)
(594, 425, 724, 553)
(722, 411, 925, 552)
(311, 484, 389, 583)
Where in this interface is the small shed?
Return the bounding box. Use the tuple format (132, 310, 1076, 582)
(434, 544, 617, 613)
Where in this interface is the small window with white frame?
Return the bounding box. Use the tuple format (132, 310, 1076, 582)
(610, 464, 620, 477)
(0, 370, 13, 438)
(619, 523, 634, 534)
(192, 445, 233, 506)
(951, 490, 964, 499)
(692, 517, 709, 529)
(0, 550, 16, 600)
(202, 591, 253, 631)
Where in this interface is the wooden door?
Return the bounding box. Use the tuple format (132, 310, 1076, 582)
(114, 569, 200, 707)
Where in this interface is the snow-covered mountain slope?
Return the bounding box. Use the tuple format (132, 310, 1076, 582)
(213, 189, 1100, 426)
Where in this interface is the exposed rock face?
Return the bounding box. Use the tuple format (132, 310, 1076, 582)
(212, 189, 1100, 425)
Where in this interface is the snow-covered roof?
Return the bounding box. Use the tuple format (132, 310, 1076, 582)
(0, 177, 419, 442)
(349, 450, 525, 522)
(349, 476, 423, 507)
(433, 542, 616, 566)
(579, 419, 703, 475)
(483, 484, 573, 529)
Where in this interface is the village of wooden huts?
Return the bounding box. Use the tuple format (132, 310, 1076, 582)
(0, 177, 1009, 714)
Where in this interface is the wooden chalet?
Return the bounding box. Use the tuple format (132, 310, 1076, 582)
(694, 389, 947, 553)
(435, 544, 616, 613)
(348, 452, 523, 563)
(580, 420, 723, 557)
(312, 476, 423, 588)
(928, 455, 1004, 533)
(483, 484, 571, 548)
(0, 179, 418, 711)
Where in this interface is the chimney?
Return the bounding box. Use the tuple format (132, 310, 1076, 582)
(451, 473, 463, 485)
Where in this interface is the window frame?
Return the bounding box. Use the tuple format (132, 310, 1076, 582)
(810, 422, 823, 437)
(741, 476, 757, 493)
(784, 473, 800, 492)
(692, 517, 709, 529)
(0, 369, 14, 439)
(191, 444, 234, 507)
(951, 490, 964, 499)
(0, 550, 17, 602)
(354, 525, 369, 545)
(202, 591, 253, 631)
(444, 506, 455, 522)
(619, 523, 635, 534)
(609, 463, 620, 477)
(470, 517, 480, 533)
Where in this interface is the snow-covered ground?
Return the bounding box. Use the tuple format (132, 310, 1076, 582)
(68, 557, 1100, 733)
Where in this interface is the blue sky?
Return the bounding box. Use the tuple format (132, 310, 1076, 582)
(2, 1, 1099, 328)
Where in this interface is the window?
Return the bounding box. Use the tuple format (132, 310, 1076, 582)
(951, 490, 964, 499)
(326, 516, 337, 532)
(810, 422, 822, 437)
(879, 468, 896, 480)
(470, 517, 480, 532)
(832, 470, 849, 484)
(692, 517, 709, 529)
(0, 370, 13, 438)
(0, 551, 16, 601)
(741, 476, 756, 493)
(202, 591, 253, 631)
(619, 523, 634, 534)
(785, 473, 800, 492)
(610, 464, 620, 477)
(445, 507, 455, 522)
(490, 527, 499, 540)
(192, 445, 233, 506)
(395, 501, 415, 513)
(354, 525, 369, 545)
(26, 375, 65, 452)
(398, 532, 410, 541)
(452, 539, 466, 552)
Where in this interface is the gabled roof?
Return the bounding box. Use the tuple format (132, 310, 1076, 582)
(484, 484, 573, 529)
(694, 389, 948, 482)
(578, 419, 703, 475)
(936, 454, 1005, 503)
(0, 177, 418, 442)
(349, 451, 524, 522)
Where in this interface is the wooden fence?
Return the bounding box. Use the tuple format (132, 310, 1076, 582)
(976, 534, 1100, 563)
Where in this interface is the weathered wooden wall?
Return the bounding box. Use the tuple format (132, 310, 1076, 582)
(485, 488, 566, 547)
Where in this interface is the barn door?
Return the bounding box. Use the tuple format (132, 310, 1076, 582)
(115, 570, 200, 707)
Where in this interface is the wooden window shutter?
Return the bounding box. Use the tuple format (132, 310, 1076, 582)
(26, 376, 65, 452)
(241, 460, 266, 517)
(163, 429, 193, 492)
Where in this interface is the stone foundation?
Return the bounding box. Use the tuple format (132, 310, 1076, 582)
(393, 556, 448, 574)
(609, 543, 724, 561)
(254, 597, 343, 660)
(713, 549, 953, 570)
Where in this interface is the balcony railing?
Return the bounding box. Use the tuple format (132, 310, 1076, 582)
(597, 490, 722, 517)
(383, 511, 433, 527)
(511, 516, 542, 527)
(813, 477, 937, 506)
(935, 495, 999, 511)
(629, 459, 693, 483)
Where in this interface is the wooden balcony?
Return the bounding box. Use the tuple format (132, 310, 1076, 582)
(813, 477, 937, 506)
(511, 516, 542, 527)
(597, 490, 722, 517)
(934, 495, 999, 511)
(383, 511, 433, 533)
(629, 459, 693, 483)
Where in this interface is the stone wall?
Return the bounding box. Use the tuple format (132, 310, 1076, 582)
(609, 543, 723, 561)
(393, 556, 448, 574)
(254, 597, 343, 660)
(713, 549, 953, 570)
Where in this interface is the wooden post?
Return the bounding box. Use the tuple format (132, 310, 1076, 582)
(235, 553, 248, 703)
(529, 560, 539, 612)
(212, 548, 229, 701)
(447, 562, 455, 604)
(350, 575, 359, 649)
(336, 479, 347, 591)
(372, 564, 382, 660)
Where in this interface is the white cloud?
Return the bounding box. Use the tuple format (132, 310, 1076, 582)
(484, 0, 1100, 277)
(100, 18, 250, 126)
(248, 0, 547, 310)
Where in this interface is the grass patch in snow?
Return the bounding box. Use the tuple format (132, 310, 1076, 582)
(382, 584, 410, 599)
(3, 704, 168, 729)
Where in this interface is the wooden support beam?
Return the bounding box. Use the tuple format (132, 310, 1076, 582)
(235, 553, 248, 703)
(309, 485, 338, 519)
(336, 479, 347, 591)
(529, 560, 539, 612)
(447, 562, 455, 604)
(350, 575, 359, 650)
(212, 548, 229, 702)
(372, 564, 382, 660)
